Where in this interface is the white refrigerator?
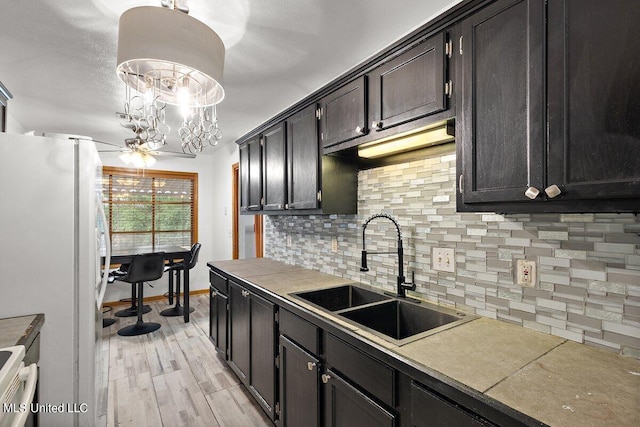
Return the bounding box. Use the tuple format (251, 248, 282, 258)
(0, 133, 110, 427)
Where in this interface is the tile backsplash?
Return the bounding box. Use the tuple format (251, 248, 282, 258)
(265, 144, 640, 358)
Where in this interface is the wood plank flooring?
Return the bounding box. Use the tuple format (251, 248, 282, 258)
(101, 294, 271, 427)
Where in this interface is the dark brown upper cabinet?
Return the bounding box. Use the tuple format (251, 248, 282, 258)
(458, 0, 640, 212)
(368, 32, 447, 133)
(239, 134, 263, 211)
(239, 104, 357, 216)
(458, 0, 545, 206)
(546, 0, 640, 203)
(262, 122, 287, 211)
(319, 76, 367, 149)
(287, 104, 321, 210)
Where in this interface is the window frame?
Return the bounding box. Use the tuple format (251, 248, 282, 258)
(102, 166, 198, 249)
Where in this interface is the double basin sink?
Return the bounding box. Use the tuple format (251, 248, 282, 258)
(292, 284, 477, 346)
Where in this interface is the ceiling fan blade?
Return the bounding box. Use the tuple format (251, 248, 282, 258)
(151, 151, 197, 159)
(97, 148, 128, 153)
(91, 138, 124, 148)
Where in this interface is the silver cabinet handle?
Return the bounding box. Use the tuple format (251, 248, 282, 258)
(545, 184, 562, 198)
(524, 187, 540, 200)
(355, 125, 365, 134)
(241, 290, 250, 298)
(321, 373, 331, 384)
(307, 361, 317, 371)
(371, 121, 383, 130)
(284, 203, 289, 210)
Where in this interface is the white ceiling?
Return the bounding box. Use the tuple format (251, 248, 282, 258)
(0, 0, 461, 154)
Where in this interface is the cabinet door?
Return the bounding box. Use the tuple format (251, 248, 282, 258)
(279, 335, 320, 427)
(547, 0, 640, 200)
(287, 104, 320, 210)
(228, 281, 250, 381)
(320, 76, 367, 148)
(249, 293, 277, 421)
(239, 135, 263, 211)
(262, 122, 287, 210)
(324, 369, 395, 427)
(368, 32, 446, 132)
(215, 291, 228, 359)
(209, 286, 218, 348)
(459, 0, 545, 204)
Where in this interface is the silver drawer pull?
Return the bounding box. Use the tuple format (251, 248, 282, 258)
(307, 361, 317, 371)
(524, 187, 540, 200)
(545, 184, 562, 198)
(321, 373, 331, 384)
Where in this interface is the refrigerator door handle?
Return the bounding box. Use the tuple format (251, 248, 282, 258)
(96, 195, 110, 309)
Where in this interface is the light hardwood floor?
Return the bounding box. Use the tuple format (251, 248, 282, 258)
(101, 293, 271, 427)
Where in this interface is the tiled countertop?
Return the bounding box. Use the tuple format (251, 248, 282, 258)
(208, 258, 640, 427)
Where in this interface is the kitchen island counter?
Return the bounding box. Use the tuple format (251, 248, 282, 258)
(208, 258, 640, 426)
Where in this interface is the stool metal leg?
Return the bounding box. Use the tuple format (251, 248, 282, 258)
(117, 281, 161, 336)
(160, 268, 194, 317)
(168, 269, 174, 305)
(115, 283, 151, 317)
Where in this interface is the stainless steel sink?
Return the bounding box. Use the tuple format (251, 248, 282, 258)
(294, 284, 392, 311)
(340, 299, 475, 345)
(291, 284, 477, 346)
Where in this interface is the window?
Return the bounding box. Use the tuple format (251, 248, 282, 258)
(102, 167, 198, 250)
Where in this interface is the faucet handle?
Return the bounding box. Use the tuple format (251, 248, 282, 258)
(360, 250, 369, 271)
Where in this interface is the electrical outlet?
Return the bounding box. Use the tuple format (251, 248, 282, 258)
(331, 237, 338, 253)
(432, 247, 455, 273)
(516, 259, 536, 286)
(286, 235, 292, 247)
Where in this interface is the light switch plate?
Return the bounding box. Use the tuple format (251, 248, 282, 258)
(331, 237, 338, 253)
(432, 247, 455, 273)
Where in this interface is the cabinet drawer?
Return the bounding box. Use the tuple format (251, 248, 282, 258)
(325, 334, 395, 408)
(279, 309, 320, 355)
(209, 270, 228, 295)
(411, 381, 493, 426)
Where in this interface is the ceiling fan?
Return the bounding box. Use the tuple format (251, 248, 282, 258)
(95, 134, 196, 168)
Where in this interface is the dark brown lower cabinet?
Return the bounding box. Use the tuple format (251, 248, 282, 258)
(249, 293, 277, 420)
(228, 280, 277, 421)
(209, 286, 228, 358)
(279, 335, 320, 427)
(229, 281, 250, 381)
(323, 368, 396, 427)
(410, 381, 493, 426)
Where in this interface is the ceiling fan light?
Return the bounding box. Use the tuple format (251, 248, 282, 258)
(119, 152, 132, 165)
(144, 153, 157, 167)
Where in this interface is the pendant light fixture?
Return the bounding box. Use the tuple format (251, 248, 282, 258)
(116, 1, 225, 154)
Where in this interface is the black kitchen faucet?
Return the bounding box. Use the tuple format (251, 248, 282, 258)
(360, 213, 416, 298)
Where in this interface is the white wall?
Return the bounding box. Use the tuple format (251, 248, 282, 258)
(5, 111, 25, 134)
(100, 141, 238, 304)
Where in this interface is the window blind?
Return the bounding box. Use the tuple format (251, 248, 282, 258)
(102, 167, 198, 250)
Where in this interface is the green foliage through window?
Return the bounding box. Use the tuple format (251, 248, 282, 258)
(102, 167, 197, 250)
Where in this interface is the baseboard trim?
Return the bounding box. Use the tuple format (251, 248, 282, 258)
(103, 288, 209, 308)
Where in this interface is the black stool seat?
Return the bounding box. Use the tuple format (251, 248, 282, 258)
(113, 252, 165, 336)
(160, 243, 200, 318)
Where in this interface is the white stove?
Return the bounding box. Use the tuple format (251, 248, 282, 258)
(0, 346, 37, 427)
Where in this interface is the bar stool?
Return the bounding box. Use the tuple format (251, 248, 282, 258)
(160, 243, 201, 317)
(109, 264, 152, 318)
(115, 252, 165, 336)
